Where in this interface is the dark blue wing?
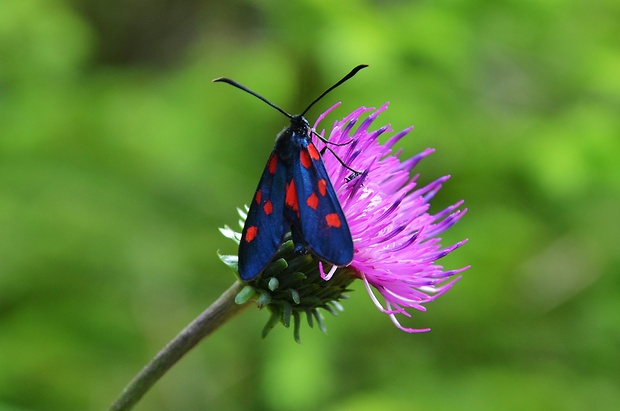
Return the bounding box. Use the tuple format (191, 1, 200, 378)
(238, 153, 288, 280)
(291, 142, 354, 266)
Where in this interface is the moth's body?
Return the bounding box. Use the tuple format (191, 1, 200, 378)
(273, 116, 310, 165)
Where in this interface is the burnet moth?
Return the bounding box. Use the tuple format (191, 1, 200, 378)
(214, 65, 367, 281)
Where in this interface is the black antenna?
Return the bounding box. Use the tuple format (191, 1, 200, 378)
(213, 64, 368, 118)
(301, 64, 368, 116)
(212, 77, 292, 119)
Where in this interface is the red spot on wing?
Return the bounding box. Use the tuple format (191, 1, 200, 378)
(306, 192, 319, 209)
(308, 143, 320, 160)
(325, 213, 341, 228)
(255, 190, 262, 204)
(245, 226, 258, 242)
(268, 155, 278, 174)
(263, 200, 273, 215)
(300, 150, 312, 169)
(318, 179, 327, 196)
(285, 180, 299, 212)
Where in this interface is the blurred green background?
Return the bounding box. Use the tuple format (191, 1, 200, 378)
(1, 0, 619, 410)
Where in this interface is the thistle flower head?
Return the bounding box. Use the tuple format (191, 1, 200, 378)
(220, 103, 468, 339)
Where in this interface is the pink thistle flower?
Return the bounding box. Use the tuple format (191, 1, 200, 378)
(314, 102, 469, 332)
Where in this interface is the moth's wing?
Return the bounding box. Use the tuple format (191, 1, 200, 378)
(290, 142, 354, 266)
(238, 153, 288, 280)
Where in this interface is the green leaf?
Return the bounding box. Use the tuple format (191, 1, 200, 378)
(217, 252, 238, 270)
(268, 277, 279, 291)
(234, 285, 256, 305)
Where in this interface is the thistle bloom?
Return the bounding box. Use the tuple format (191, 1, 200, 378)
(221, 103, 468, 336)
(315, 102, 468, 332)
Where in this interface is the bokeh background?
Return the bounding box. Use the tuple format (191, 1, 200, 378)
(1, 0, 619, 410)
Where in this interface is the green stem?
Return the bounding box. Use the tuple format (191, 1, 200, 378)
(109, 281, 250, 411)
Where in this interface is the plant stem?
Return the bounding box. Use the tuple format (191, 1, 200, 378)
(109, 281, 250, 411)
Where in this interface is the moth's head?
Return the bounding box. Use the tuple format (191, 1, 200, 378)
(290, 114, 310, 134)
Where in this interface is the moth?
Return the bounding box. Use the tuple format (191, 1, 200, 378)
(214, 65, 366, 280)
